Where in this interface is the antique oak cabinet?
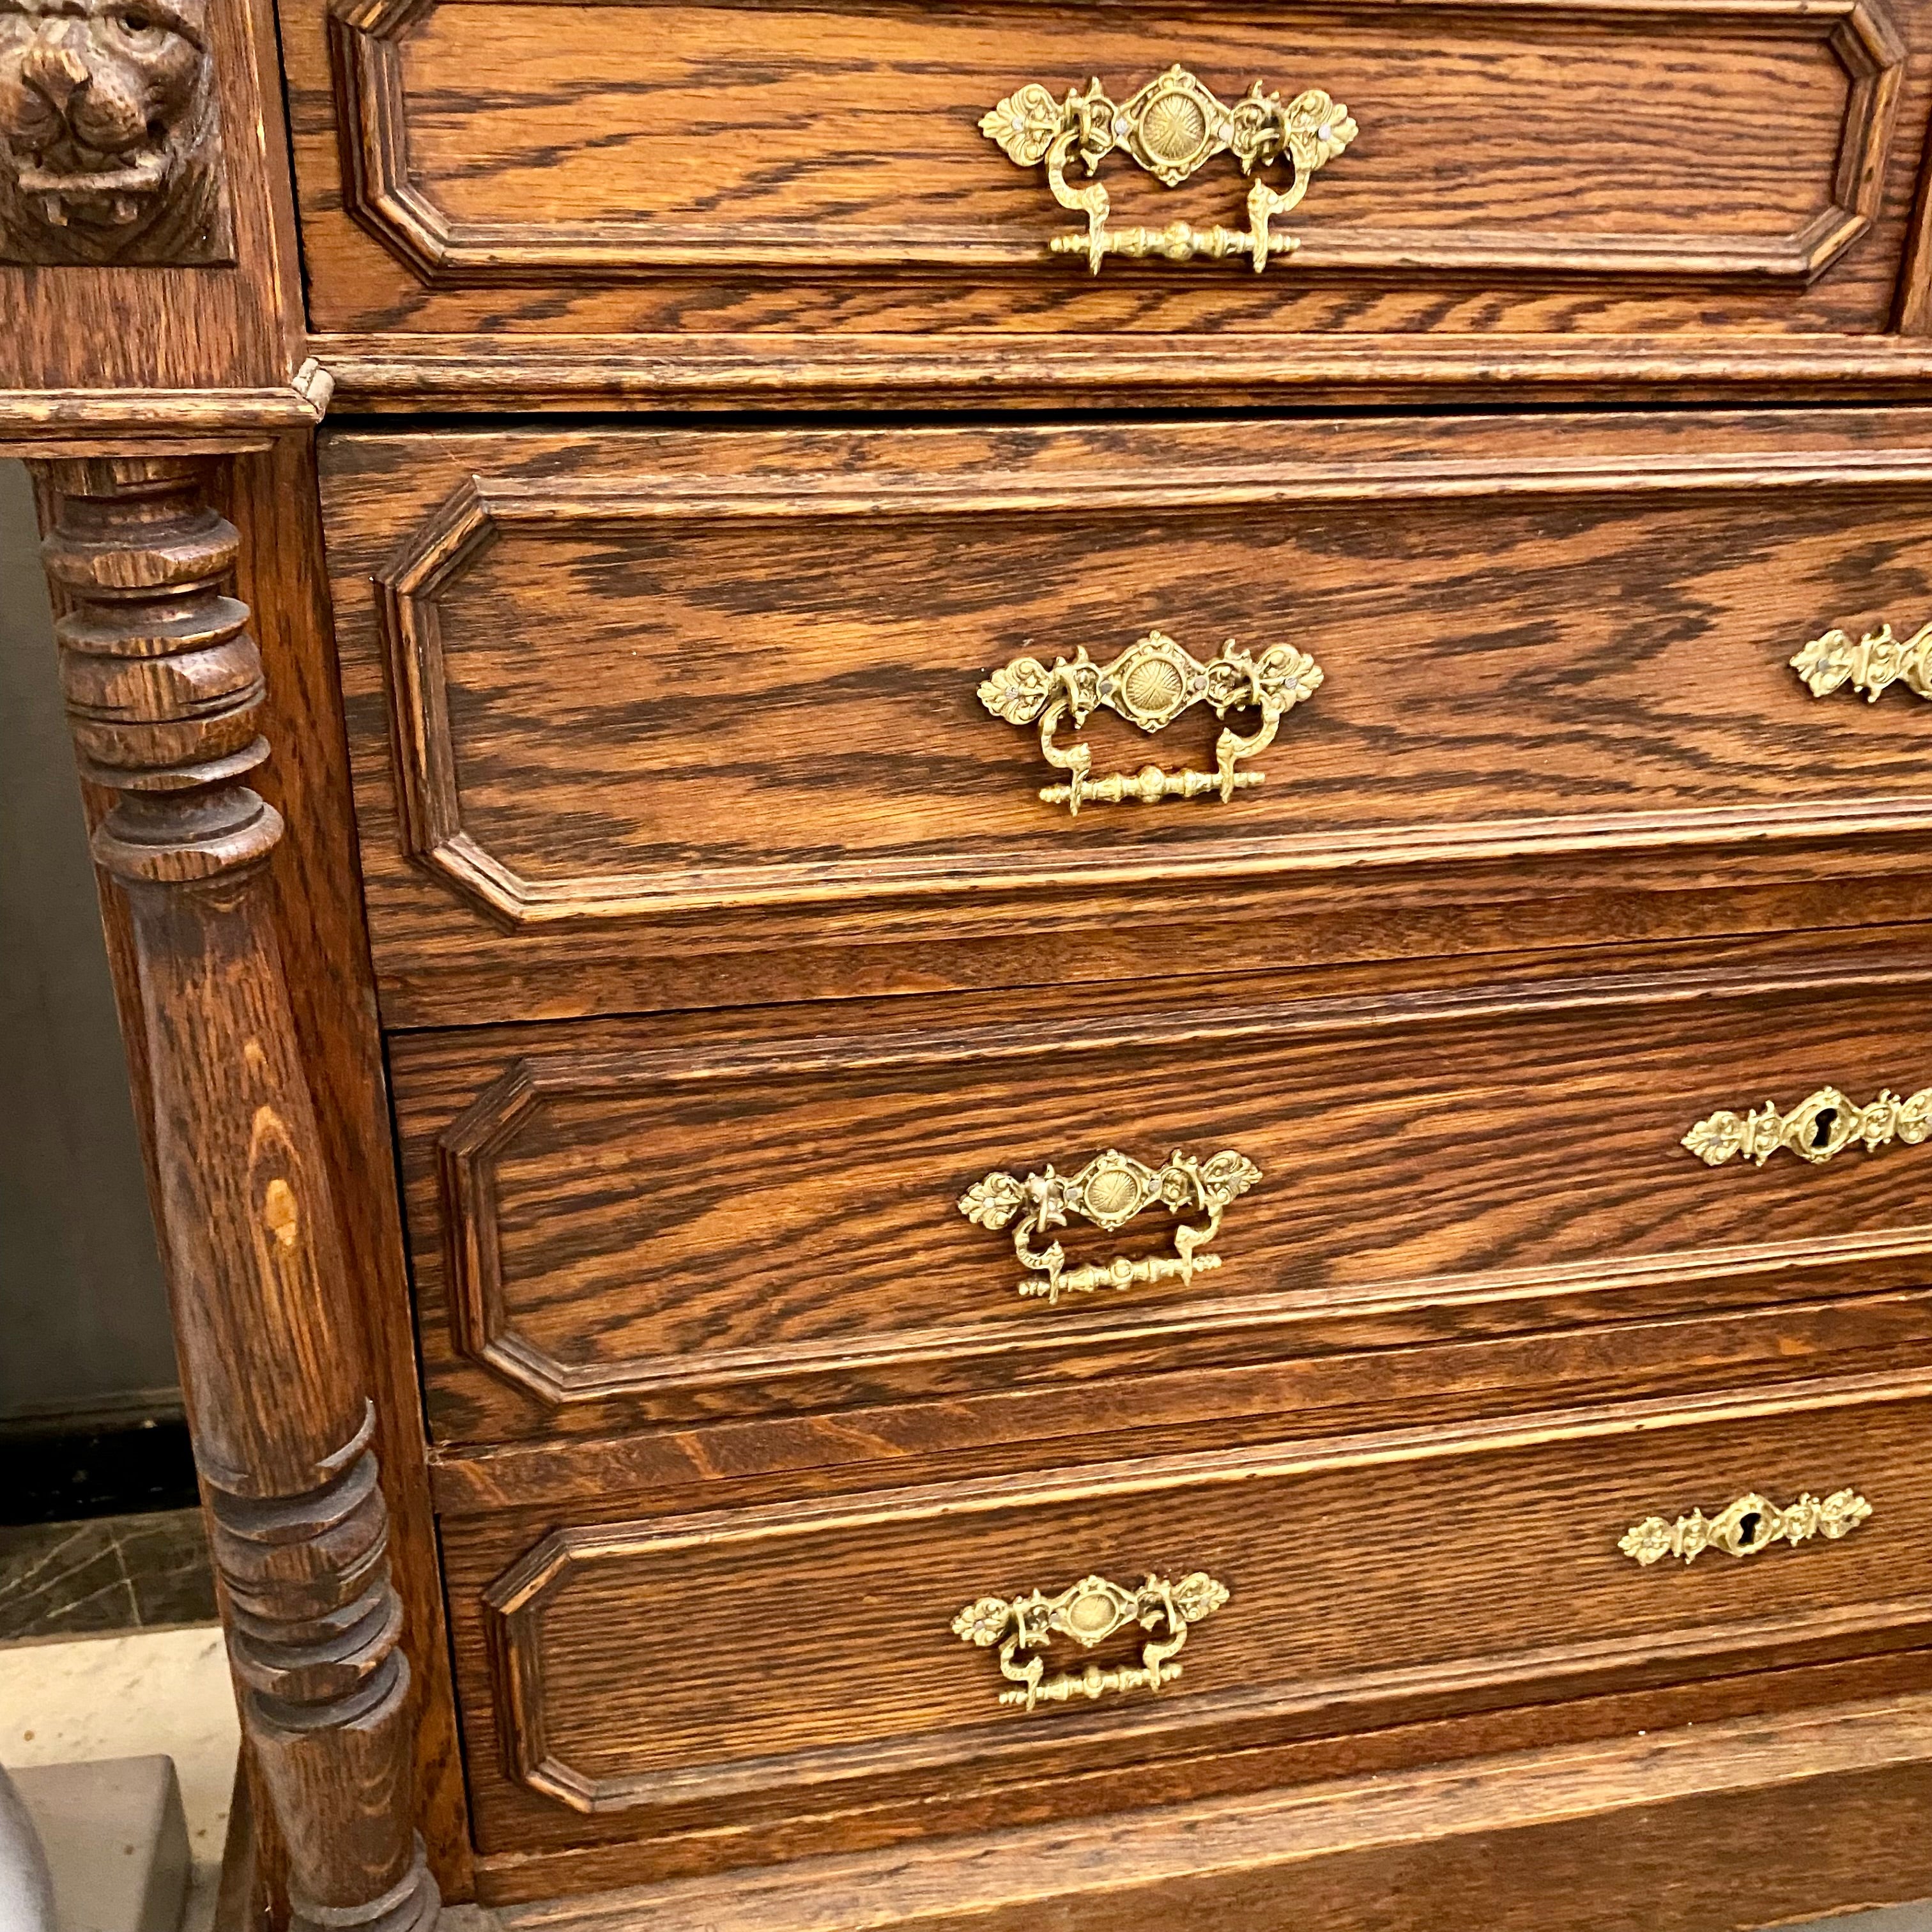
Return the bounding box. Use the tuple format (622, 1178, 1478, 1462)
(9, 0, 1932, 1925)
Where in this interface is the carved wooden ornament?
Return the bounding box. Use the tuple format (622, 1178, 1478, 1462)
(0, 0, 233, 264)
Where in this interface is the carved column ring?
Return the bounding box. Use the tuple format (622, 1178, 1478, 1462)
(57, 620, 266, 776)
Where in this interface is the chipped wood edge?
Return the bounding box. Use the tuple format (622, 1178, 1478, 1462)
(0, 359, 332, 456)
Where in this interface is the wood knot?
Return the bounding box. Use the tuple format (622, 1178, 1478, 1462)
(263, 1177, 300, 1250)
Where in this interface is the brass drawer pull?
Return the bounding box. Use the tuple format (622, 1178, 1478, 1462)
(1620, 1490, 1871, 1567)
(1682, 1084, 1932, 1168)
(952, 1570, 1230, 1712)
(1791, 622, 1932, 702)
(979, 630, 1322, 815)
(958, 1147, 1260, 1305)
(981, 64, 1356, 275)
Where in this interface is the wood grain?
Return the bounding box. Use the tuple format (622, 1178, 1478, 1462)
(308, 330, 1932, 415)
(442, 1374, 1932, 1853)
(0, 360, 331, 456)
(390, 896, 1932, 1443)
(322, 410, 1932, 1016)
(219, 434, 474, 1901)
(286, 0, 1932, 345)
(0, 0, 302, 390)
(479, 1689, 1932, 1931)
(29, 455, 438, 1932)
(424, 1291, 1932, 1515)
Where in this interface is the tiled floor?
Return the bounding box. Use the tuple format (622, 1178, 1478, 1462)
(0, 1510, 215, 1641)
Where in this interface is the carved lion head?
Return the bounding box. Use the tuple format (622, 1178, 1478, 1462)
(0, 0, 231, 263)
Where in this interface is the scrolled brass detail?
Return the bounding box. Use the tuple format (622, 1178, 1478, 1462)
(1790, 622, 1932, 703)
(979, 631, 1322, 815)
(958, 1147, 1260, 1305)
(951, 1570, 1229, 1711)
(1681, 1084, 1932, 1168)
(979, 65, 1356, 274)
(1619, 1490, 1871, 1568)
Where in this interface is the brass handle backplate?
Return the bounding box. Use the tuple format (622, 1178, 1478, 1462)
(1620, 1490, 1871, 1567)
(979, 630, 1322, 815)
(1682, 1084, 1932, 1168)
(952, 1570, 1230, 1711)
(1791, 622, 1932, 702)
(958, 1147, 1260, 1305)
(980, 64, 1356, 273)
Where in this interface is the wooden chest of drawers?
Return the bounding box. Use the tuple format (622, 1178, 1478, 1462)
(9, 0, 1932, 1927)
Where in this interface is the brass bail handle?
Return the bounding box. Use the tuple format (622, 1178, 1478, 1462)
(980, 64, 1357, 274)
(952, 1570, 1231, 1712)
(958, 1146, 1261, 1305)
(978, 630, 1322, 815)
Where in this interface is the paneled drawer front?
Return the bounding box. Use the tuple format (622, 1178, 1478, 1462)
(445, 1379, 1932, 1853)
(395, 951, 1932, 1444)
(324, 412, 1932, 1016)
(288, 0, 1932, 346)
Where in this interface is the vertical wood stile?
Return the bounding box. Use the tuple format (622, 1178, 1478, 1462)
(31, 452, 438, 1932)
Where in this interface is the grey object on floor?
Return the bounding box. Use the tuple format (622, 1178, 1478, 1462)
(0, 1761, 56, 1932)
(8, 1756, 189, 1932)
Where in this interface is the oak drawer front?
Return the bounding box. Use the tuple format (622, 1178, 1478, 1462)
(325, 413, 1932, 1011)
(445, 1381, 1932, 1853)
(395, 956, 1932, 1445)
(287, 0, 1931, 345)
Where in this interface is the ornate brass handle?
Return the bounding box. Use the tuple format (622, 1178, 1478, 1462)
(1791, 622, 1932, 702)
(952, 1570, 1230, 1711)
(978, 631, 1322, 815)
(1682, 1084, 1932, 1168)
(980, 64, 1356, 274)
(1620, 1490, 1871, 1567)
(958, 1147, 1260, 1305)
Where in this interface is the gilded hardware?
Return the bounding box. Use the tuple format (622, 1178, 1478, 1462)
(1790, 622, 1932, 702)
(1682, 1084, 1932, 1168)
(952, 1570, 1230, 1711)
(958, 1147, 1260, 1305)
(979, 65, 1356, 274)
(979, 631, 1322, 815)
(1620, 1490, 1871, 1568)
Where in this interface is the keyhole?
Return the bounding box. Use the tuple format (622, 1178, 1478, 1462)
(1736, 1510, 1762, 1548)
(1809, 1108, 1837, 1151)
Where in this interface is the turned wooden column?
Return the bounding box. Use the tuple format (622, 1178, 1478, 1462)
(33, 454, 438, 1932)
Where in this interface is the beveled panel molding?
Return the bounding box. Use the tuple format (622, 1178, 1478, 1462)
(427, 960, 1932, 1420)
(476, 1374, 1932, 1819)
(374, 453, 1932, 938)
(326, 0, 1901, 292)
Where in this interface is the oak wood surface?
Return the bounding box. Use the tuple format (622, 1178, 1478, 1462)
(440, 1374, 1932, 1858)
(29, 455, 439, 1932)
(220, 436, 474, 1901)
(475, 1688, 1932, 1931)
(321, 410, 1932, 1019)
(466, 1646, 1932, 1905)
(309, 331, 1932, 415)
(36, 438, 475, 1903)
(0, 0, 303, 392)
(0, 360, 333, 457)
(392, 930, 1932, 1442)
(424, 1291, 1932, 1515)
(286, 0, 1932, 348)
